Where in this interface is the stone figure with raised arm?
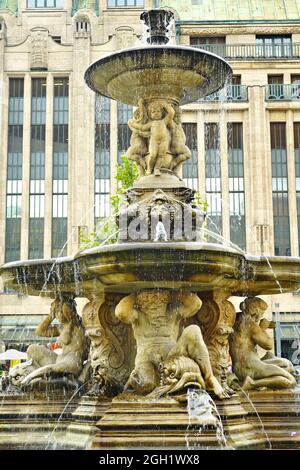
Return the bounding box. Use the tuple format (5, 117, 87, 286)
(115, 289, 228, 399)
(126, 99, 149, 176)
(229, 297, 295, 390)
(128, 99, 175, 175)
(18, 296, 88, 387)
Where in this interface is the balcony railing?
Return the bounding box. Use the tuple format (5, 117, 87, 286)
(71, 0, 99, 16)
(193, 43, 300, 60)
(265, 84, 300, 101)
(200, 85, 248, 102)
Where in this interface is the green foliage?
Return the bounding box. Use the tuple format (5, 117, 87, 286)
(79, 156, 139, 249)
(193, 191, 208, 214)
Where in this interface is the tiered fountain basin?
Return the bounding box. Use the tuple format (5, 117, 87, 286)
(85, 46, 231, 105)
(2, 242, 300, 298)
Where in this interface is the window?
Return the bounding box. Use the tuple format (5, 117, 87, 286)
(107, 0, 144, 7)
(75, 18, 90, 34)
(190, 36, 225, 56)
(52, 78, 69, 258)
(205, 123, 222, 238)
(232, 75, 241, 85)
(117, 102, 132, 163)
(95, 94, 110, 223)
(52, 36, 61, 44)
(271, 123, 291, 256)
(291, 76, 300, 100)
(5, 78, 24, 262)
(182, 123, 198, 191)
(256, 35, 291, 58)
(29, 78, 46, 259)
(267, 74, 284, 100)
(27, 0, 63, 8)
(228, 123, 245, 250)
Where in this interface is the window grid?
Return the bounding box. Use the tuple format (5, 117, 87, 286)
(27, 0, 63, 8)
(271, 122, 291, 256)
(182, 123, 198, 191)
(95, 94, 111, 222)
(107, 0, 144, 7)
(52, 78, 69, 258)
(117, 102, 132, 163)
(205, 123, 222, 237)
(228, 123, 246, 250)
(256, 35, 292, 58)
(29, 78, 46, 259)
(5, 78, 24, 262)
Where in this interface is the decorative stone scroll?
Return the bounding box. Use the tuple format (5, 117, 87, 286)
(82, 294, 130, 396)
(195, 291, 237, 395)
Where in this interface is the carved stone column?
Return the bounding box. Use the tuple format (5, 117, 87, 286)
(82, 294, 130, 396)
(195, 291, 236, 391)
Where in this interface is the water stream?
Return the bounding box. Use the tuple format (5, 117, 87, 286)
(185, 388, 228, 450)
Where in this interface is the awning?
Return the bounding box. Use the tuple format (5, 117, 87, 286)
(280, 324, 300, 340)
(0, 315, 58, 346)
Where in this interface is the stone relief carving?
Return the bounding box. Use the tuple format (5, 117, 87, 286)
(30, 28, 48, 70)
(229, 297, 296, 390)
(115, 290, 229, 399)
(115, 26, 135, 50)
(82, 295, 129, 396)
(196, 294, 236, 396)
(10, 296, 89, 389)
(183, 26, 300, 36)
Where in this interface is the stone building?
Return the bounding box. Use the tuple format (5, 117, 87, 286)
(0, 0, 300, 361)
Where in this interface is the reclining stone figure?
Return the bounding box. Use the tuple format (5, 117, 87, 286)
(229, 297, 295, 391)
(10, 296, 88, 389)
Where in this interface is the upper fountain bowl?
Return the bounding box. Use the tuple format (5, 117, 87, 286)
(84, 45, 232, 106)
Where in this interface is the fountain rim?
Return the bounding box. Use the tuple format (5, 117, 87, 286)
(84, 44, 232, 100)
(2, 241, 300, 272)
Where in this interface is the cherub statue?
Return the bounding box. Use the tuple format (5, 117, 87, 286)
(17, 297, 89, 388)
(170, 106, 191, 176)
(115, 289, 228, 399)
(229, 297, 295, 391)
(128, 99, 174, 175)
(127, 99, 149, 176)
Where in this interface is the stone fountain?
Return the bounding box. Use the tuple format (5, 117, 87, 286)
(1, 9, 300, 450)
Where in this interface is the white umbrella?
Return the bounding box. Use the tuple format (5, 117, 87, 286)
(0, 349, 27, 361)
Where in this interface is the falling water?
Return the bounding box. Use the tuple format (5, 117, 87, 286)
(45, 378, 92, 450)
(185, 388, 228, 449)
(237, 384, 272, 449)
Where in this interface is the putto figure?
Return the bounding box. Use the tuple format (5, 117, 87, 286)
(229, 297, 295, 390)
(170, 106, 191, 176)
(13, 297, 88, 388)
(127, 99, 149, 176)
(128, 99, 174, 175)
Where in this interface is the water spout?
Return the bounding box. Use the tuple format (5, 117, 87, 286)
(154, 221, 168, 242)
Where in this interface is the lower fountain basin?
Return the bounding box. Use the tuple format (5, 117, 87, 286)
(1, 242, 300, 298)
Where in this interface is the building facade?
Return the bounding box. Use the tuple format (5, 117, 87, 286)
(0, 0, 300, 361)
